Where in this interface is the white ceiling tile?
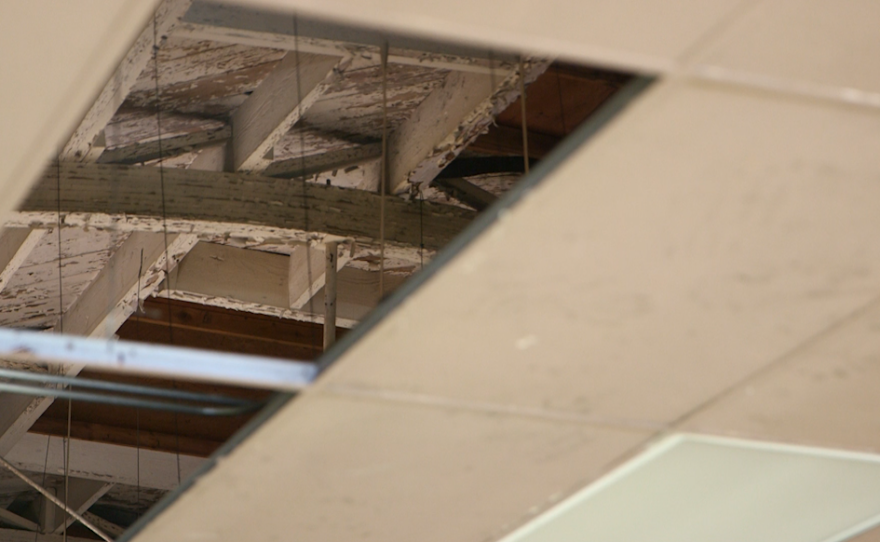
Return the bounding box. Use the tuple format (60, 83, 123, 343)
(322, 79, 880, 426)
(0, 1, 161, 226)
(130, 392, 650, 542)
(497, 434, 880, 542)
(682, 298, 880, 452)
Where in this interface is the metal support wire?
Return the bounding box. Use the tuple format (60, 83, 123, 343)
(0, 368, 261, 416)
(0, 455, 112, 542)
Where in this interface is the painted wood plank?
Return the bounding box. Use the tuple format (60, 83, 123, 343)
(167, 243, 406, 327)
(60, 0, 193, 161)
(0, 229, 45, 293)
(288, 243, 352, 310)
(232, 52, 345, 171)
(388, 58, 550, 194)
(7, 433, 202, 491)
(0, 233, 197, 457)
(15, 162, 475, 252)
(98, 126, 231, 165)
(263, 143, 382, 179)
(0, 509, 38, 532)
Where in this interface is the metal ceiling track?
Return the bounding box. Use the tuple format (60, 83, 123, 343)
(0, 328, 316, 414)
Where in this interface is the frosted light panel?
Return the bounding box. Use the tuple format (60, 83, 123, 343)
(499, 434, 880, 542)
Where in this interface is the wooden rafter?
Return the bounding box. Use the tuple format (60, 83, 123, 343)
(0, 228, 45, 293)
(232, 53, 347, 172)
(60, 0, 193, 161)
(98, 126, 231, 165)
(387, 58, 550, 194)
(7, 433, 203, 490)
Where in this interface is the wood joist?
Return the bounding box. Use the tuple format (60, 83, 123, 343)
(11, 162, 475, 254)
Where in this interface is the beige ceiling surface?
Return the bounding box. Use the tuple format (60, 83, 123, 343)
(683, 296, 880, 453)
(692, 0, 880, 102)
(325, 79, 880, 427)
(130, 393, 650, 542)
(130, 76, 880, 542)
(0, 0, 160, 226)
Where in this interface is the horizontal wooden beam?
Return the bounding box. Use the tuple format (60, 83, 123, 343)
(6, 433, 203, 490)
(30, 417, 222, 458)
(166, 242, 407, 327)
(14, 162, 474, 252)
(118, 297, 326, 361)
(98, 126, 231, 165)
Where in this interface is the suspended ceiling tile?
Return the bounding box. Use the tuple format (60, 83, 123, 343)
(0, 0, 161, 225)
(681, 297, 880, 453)
(851, 525, 880, 542)
(323, 78, 880, 427)
(693, 0, 880, 102)
(237, 0, 749, 72)
(497, 434, 880, 542)
(130, 393, 650, 542)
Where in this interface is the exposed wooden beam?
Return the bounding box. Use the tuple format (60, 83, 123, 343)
(0, 508, 39, 532)
(187, 143, 227, 171)
(433, 177, 498, 212)
(13, 162, 475, 253)
(387, 58, 550, 194)
(0, 233, 197, 457)
(50, 479, 114, 534)
(118, 297, 325, 361)
(232, 53, 345, 172)
(6, 433, 202, 491)
(263, 143, 382, 179)
(97, 126, 231, 165)
(60, 0, 193, 161)
(64, 233, 197, 338)
(0, 228, 45, 293)
(173, 3, 513, 75)
(30, 417, 224, 458)
(166, 242, 407, 327)
(288, 243, 351, 311)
